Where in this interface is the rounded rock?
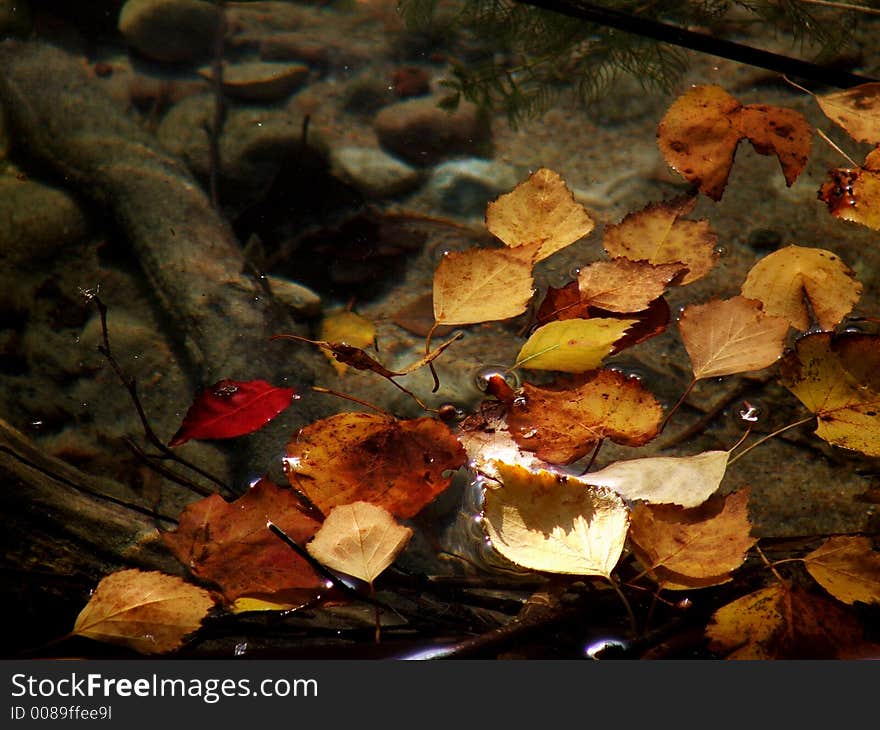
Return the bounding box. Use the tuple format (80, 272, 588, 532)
(118, 0, 222, 63)
(330, 145, 423, 200)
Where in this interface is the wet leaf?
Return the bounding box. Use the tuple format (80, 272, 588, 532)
(577, 259, 683, 313)
(169, 379, 298, 447)
(706, 584, 877, 659)
(482, 462, 630, 577)
(779, 331, 880, 456)
(285, 412, 467, 519)
(318, 310, 376, 376)
(515, 318, 637, 373)
(816, 82, 880, 145)
(485, 167, 595, 263)
(161, 478, 324, 606)
(740, 245, 862, 330)
(818, 147, 880, 231)
(804, 536, 880, 605)
(306, 501, 413, 586)
(433, 247, 534, 326)
(507, 370, 663, 464)
(72, 569, 215, 655)
(628, 489, 756, 590)
(679, 296, 789, 380)
(457, 403, 549, 480)
(585, 449, 730, 508)
(535, 281, 593, 323)
(602, 197, 717, 284)
(657, 85, 811, 200)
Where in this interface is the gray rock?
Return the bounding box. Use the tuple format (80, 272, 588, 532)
(118, 0, 221, 63)
(330, 145, 422, 200)
(426, 158, 519, 218)
(374, 96, 492, 167)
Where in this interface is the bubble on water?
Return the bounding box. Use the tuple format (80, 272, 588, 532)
(738, 400, 762, 423)
(234, 642, 248, 656)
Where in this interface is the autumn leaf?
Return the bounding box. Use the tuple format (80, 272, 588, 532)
(679, 296, 789, 380)
(285, 412, 467, 519)
(169, 379, 298, 447)
(740, 245, 862, 331)
(482, 462, 630, 577)
(433, 247, 534, 326)
(485, 167, 595, 263)
(819, 147, 880, 231)
(577, 258, 683, 313)
(803, 536, 880, 606)
(779, 331, 880, 456)
(318, 309, 376, 376)
(72, 569, 215, 655)
(816, 82, 880, 145)
(515, 318, 637, 373)
(706, 584, 877, 659)
(506, 369, 663, 464)
(628, 489, 756, 590)
(657, 84, 811, 200)
(161, 478, 324, 607)
(306, 501, 413, 586)
(585, 449, 730, 508)
(602, 196, 717, 285)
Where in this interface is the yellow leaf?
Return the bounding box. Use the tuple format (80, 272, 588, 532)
(577, 258, 684, 312)
(816, 82, 880, 145)
(740, 245, 862, 331)
(485, 167, 595, 263)
(819, 147, 880, 231)
(804, 536, 880, 606)
(585, 449, 729, 508)
(482, 462, 629, 577)
(679, 296, 789, 380)
(306, 501, 413, 586)
(602, 197, 717, 285)
(319, 310, 377, 376)
(433, 247, 534, 325)
(72, 569, 215, 655)
(515, 318, 637, 373)
(779, 332, 880, 456)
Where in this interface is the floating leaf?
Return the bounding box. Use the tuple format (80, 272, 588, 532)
(485, 167, 595, 263)
(803, 536, 880, 605)
(319, 310, 377, 376)
(515, 318, 637, 373)
(816, 82, 880, 145)
(161, 478, 324, 606)
(577, 259, 683, 313)
(657, 84, 811, 200)
(628, 489, 756, 590)
(779, 331, 880, 456)
(72, 569, 215, 655)
(818, 147, 880, 231)
(169, 379, 298, 447)
(706, 584, 877, 659)
(585, 449, 730, 508)
(306, 501, 413, 586)
(740, 245, 862, 331)
(482, 462, 630, 577)
(285, 412, 467, 519)
(506, 369, 663, 464)
(433, 247, 534, 326)
(679, 296, 789, 380)
(602, 197, 717, 284)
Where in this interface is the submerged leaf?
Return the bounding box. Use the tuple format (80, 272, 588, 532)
(803, 536, 880, 606)
(515, 318, 637, 373)
(319, 309, 377, 376)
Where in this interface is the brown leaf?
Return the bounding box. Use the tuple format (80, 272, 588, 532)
(72, 569, 215, 655)
(161, 478, 324, 606)
(506, 369, 663, 464)
(657, 85, 811, 201)
(577, 258, 683, 312)
(285, 412, 467, 518)
(818, 147, 880, 231)
(628, 489, 756, 590)
(804, 536, 880, 606)
(679, 296, 789, 380)
(602, 197, 717, 285)
(740, 245, 862, 330)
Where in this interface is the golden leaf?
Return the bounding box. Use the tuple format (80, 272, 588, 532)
(804, 536, 880, 606)
(319, 309, 377, 376)
(577, 258, 684, 312)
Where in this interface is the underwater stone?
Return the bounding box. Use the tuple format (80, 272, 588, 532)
(118, 0, 221, 63)
(197, 61, 310, 102)
(426, 158, 519, 218)
(330, 145, 423, 200)
(265, 275, 322, 319)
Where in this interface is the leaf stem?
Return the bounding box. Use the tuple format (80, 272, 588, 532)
(605, 573, 638, 638)
(658, 377, 696, 434)
(727, 415, 815, 466)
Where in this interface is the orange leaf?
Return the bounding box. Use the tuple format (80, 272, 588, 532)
(818, 147, 880, 231)
(506, 369, 663, 464)
(161, 478, 324, 606)
(577, 258, 683, 313)
(285, 412, 467, 518)
(628, 489, 756, 590)
(657, 85, 811, 201)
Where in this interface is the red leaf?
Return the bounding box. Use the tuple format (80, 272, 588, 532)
(169, 379, 298, 447)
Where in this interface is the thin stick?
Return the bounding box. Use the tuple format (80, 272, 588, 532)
(816, 128, 861, 168)
(310, 386, 394, 417)
(727, 415, 815, 466)
(580, 438, 605, 474)
(754, 544, 788, 586)
(605, 573, 638, 638)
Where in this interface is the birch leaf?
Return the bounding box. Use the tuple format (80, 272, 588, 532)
(816, 82, 880, 145)
(819, 147, 880, 231)
(515, 318, 637, 373)
(804, 536, 880, 606)
(577, 258, 684, 312)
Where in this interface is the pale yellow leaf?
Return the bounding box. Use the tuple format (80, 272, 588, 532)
(816, 82, 880, 145)
(804, 536, 880, 606)
(515, 318, 637, 373)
